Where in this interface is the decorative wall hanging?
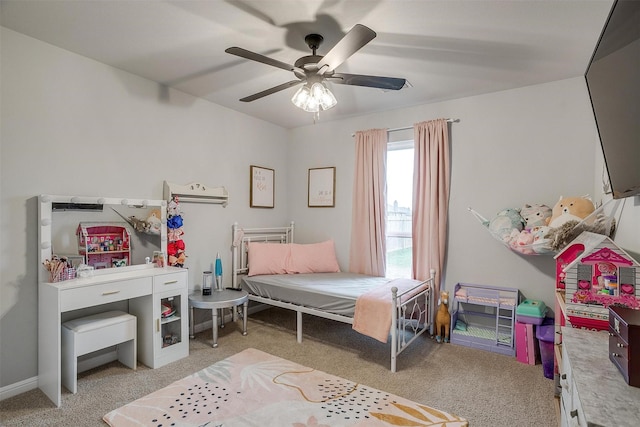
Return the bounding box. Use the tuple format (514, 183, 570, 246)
(250, 165, 274, 208)
(308, 167, 336, 207)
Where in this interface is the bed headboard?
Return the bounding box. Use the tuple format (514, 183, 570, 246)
(231, 221, 295, 288)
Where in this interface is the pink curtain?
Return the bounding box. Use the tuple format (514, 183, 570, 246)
(349, 129, 387, 276)
(412, 119, 450, 296)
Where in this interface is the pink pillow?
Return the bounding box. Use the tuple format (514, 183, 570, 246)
(247, 242, 291, 276)
(289, 240, 341, 274)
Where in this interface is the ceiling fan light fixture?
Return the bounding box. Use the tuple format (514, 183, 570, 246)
(291, 82, 337, 113)
(316, 82, 337, 110)
(291, 85, 311, 109)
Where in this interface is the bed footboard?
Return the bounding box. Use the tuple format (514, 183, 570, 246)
(390, 268, 435, 372)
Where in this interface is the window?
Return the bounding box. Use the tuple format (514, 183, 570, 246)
(577, 264, 592, 289)
(386, 140, 414, 278)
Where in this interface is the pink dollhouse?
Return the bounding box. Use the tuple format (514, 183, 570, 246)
(555, 231, 640, 330)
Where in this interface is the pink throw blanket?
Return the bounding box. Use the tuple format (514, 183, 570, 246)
(352, 278, 427, 343)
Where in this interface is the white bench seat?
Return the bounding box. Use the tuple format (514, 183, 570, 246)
(62, 310, 136, 394)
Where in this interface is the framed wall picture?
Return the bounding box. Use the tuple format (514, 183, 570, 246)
(250, 165, 275, 208)
(308, 167, 336, 207)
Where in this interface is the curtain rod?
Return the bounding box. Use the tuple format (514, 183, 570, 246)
(351, 118, 459, 137)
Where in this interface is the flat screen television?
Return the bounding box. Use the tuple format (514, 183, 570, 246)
(585, 0, 640, 199)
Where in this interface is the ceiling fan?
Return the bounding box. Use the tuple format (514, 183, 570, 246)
(225, 24, 406, 110)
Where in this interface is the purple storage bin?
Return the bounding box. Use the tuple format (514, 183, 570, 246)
(536, 318, 555, 379)
(517, 314, 546, 325)
(516, 299, 547, 325)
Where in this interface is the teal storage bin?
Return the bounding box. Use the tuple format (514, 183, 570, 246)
(516, 299, 547, 325)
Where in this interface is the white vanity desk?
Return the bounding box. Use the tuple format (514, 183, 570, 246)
(39, 266, 188, 407)
(37, 195, 188, 407)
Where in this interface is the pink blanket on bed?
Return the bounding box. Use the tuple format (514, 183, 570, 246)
(352, 278, 426, 343)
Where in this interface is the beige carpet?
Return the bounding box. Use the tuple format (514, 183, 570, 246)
(0, 307, 557, 426)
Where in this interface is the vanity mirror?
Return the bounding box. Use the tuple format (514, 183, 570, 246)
(38, 195, 168, 283)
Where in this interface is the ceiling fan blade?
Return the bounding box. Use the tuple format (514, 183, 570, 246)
(329, 73, 406, 90)
(239, 80, 303, 102)
(225, 47, 304, 74)
(316, 24, 376, 74)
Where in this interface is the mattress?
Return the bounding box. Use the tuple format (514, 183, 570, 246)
(241, 272, 389, 316)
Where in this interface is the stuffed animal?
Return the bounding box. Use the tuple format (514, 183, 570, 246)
(506, 228, 521, 247)
(486, 208, 525, 241)
(520, 204, 552, 229)
(531, 225, 552, 254)
(546, 196, 595, 228)
(514, 229, 535, 255)
(546, 221, 584, 251)
(435, 291, 451, 343)
(145, 209, 162, 235)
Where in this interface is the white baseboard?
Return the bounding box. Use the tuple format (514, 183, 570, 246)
(0, 376, 38, 401)
(0, 350, 120, 402)
(2, 305, 269, 402)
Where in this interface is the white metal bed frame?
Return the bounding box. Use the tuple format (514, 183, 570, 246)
(231, 222, 435, 372)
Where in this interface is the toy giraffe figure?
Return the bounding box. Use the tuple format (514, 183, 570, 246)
(435, 290, 451, 343)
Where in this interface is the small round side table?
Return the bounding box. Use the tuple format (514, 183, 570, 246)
(188, 289, 248, 348)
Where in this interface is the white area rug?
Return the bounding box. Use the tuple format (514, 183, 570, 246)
(104, 348, 468, 426)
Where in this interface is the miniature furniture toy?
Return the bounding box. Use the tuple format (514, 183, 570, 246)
(516, 299, 547, 325)
(451, 283, 521, 356)
(555, 235, 640, 403)
(62, 311, 136, 394)
(188, 290, 249, 348)
(514, 299, 547, 365)
(515, 322, 539, 365)
(76, 222, 132, 268)
(555, 231, 640, 331)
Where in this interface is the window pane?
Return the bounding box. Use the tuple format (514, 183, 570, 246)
(386, 142, 413, 279)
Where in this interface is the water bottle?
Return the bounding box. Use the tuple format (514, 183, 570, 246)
(214, 253, 223, 291)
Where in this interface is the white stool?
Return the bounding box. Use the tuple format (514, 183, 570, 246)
(61, 310, 136, 394)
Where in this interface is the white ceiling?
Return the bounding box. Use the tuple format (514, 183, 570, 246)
(0, 0, 614, 129)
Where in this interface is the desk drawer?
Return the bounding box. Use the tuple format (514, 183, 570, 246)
(61, 278, 152, 312)
(153, 271, 187, 293)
